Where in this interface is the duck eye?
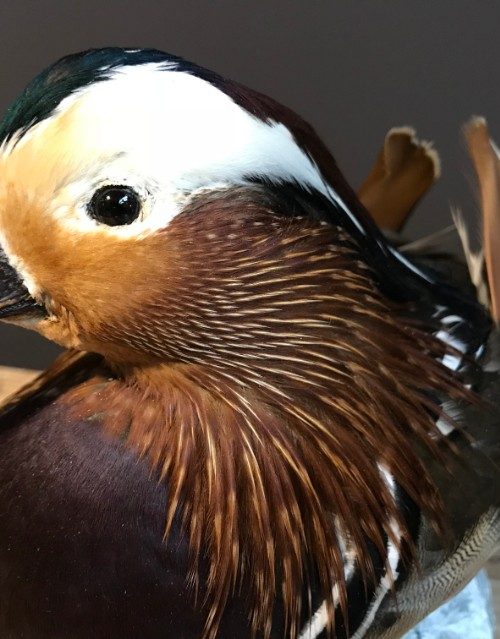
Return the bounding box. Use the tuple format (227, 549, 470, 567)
(88, 185, 141, 226)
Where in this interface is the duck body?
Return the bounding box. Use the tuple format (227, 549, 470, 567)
(0, 48, 496, 638)
(0, 368, 194, 639)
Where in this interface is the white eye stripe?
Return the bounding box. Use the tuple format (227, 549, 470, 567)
(0, 62, 346, 240)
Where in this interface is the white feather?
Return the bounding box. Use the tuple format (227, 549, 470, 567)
(2, 63, 347, 239)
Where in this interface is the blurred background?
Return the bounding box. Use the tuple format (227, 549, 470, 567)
(0, 0, 499, 369)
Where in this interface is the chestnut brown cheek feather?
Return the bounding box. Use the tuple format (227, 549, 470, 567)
(0, 188, 177, 353)
(47, 196, 467, 639)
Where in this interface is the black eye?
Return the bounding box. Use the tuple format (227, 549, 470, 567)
(88, 185, 141, 226)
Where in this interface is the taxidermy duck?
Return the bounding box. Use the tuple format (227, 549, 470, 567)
(0, 48, 496, 639)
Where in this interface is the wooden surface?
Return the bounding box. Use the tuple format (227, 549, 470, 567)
(0, 364, 497, 633)
(0, 365, 38, 402)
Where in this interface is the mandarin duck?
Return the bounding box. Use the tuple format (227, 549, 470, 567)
(0, 48, 496, 639)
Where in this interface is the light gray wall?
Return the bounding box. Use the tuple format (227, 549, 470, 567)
(0, 0, 498, 368)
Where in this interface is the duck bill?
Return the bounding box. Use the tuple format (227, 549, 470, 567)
(0, 249, 44, 319)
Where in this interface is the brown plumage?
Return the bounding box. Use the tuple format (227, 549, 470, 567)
(358, 127, 440, 232)
(0, 48, 491, 638)
(29, 187, 465, 638)
(464, 118, 500, 322)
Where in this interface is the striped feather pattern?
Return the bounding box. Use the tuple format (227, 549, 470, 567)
(58, 187, 470, 638)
